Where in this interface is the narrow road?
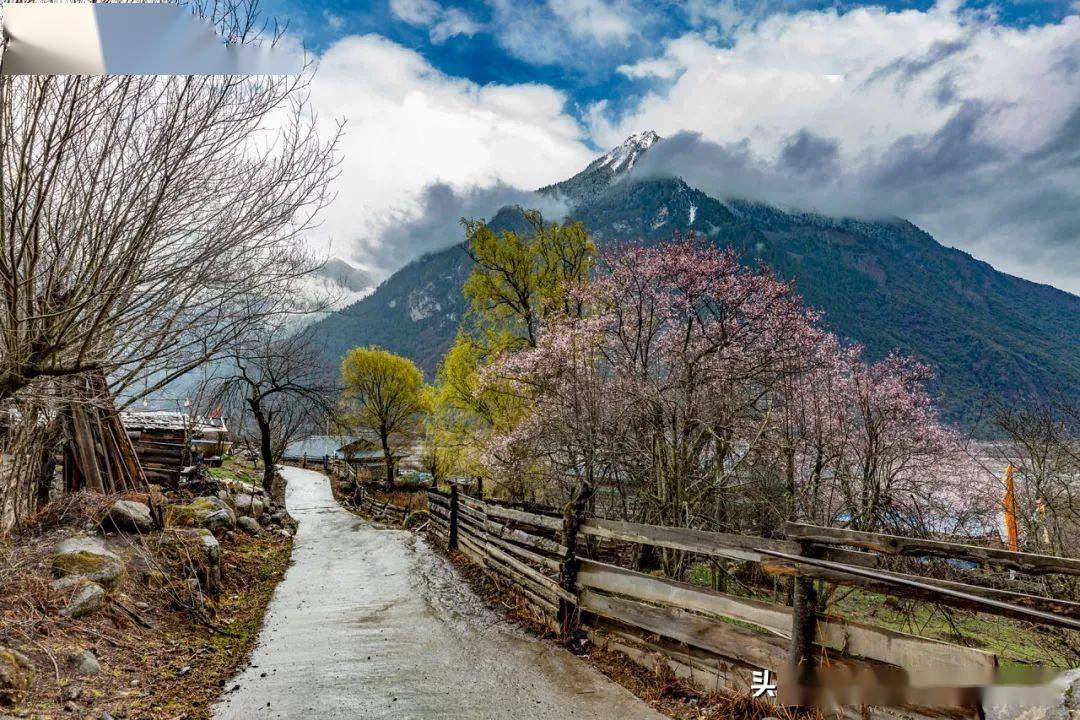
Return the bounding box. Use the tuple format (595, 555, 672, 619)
(213, 467, 667, 719)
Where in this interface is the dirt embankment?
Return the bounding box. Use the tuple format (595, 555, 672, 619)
(0, 471, 293, 719)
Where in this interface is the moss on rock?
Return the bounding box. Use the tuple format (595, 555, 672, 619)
(0, 646, 33, 707)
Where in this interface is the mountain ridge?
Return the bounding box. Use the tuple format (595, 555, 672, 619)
(312, 132, 1079, 429)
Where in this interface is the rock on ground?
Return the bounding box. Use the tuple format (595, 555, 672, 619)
(106, 499, 154, 532)
(60, 582, 105, 618)
(74, 650, 100, 676)
(52, 536, 123, 590)
(231, 493, 266, 519)
(0, 647, 33, 707)
(237, 516, 261, 534)
(170, 528, 222, 593)
(165, 497, 235, 531)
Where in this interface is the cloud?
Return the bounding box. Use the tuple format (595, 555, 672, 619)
(362, 183, 569, 273)
(486, 0, 661, 71)
(388, 0, 481, 43)
(306, 34, 594, 277)
(593, 5, 1080, 293)
(548, 0, 635, 42)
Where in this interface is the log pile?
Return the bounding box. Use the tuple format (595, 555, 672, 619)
(62, 372, 146, 494)
(124, 419, 190, 488)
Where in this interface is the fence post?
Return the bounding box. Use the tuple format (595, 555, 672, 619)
(788, 540, 819, 696)
(449, 483, 459, 550)
(558, 484, 591, 643)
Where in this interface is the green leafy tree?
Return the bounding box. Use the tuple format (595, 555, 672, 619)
(461, 208, 595, 352)
(340, 347, 426, 485)
(427, 210, 596, 499)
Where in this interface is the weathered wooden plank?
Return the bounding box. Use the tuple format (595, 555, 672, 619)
(485, 504, 563, 532)
(578, 559, 791, 636)
(459, 495, 486, 513)
(487, 532, 560, 572)
(581, 518, 797, 563)
(458, 501, 486, 524)
(457, 535, 488, 568)
(486, 519, 566, 556)
(485, 542, 575, 604)
(427, 493, 450, 509)
(428, 501, 451, 522)
(589, 624, 751, 695)
(457, 506, 487, 533)
(816, 615, 995, 686)
(579, 589, 788, 671)
(759, 549, 1080, 631)
(485, 554, 560, 606)
(428, 513, 449, 535)
(577, 559, 993, 683)
(786, 523, 1080, 576)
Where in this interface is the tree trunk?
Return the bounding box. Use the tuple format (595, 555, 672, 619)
(380, 432, 394, 486)
(249, 400, 275, 492)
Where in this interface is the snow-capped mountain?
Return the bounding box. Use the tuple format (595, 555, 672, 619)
(310, 132, 1080, 429)
(540, 130, 661, 206)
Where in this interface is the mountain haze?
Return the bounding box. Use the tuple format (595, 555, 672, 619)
(313, 133, 1080, 429)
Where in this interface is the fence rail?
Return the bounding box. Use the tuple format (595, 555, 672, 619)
(349, 481, 1079, 716)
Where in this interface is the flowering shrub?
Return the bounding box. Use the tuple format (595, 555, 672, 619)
(479, 238, 979, 554)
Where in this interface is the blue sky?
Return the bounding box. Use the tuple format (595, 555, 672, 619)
(271, 0, 1077, 139)
(278, 0, 1080, 294)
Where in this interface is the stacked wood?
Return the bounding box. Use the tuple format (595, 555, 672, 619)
(62, 372, 146, 494)
(124, 417, 190, 487)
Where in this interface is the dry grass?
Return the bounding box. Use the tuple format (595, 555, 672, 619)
(0, 494, 292, 719)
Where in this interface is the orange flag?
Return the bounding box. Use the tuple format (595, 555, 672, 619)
(1003, 464, 1019, 552)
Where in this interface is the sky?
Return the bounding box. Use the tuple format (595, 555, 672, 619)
(266, 0, 1080, 295)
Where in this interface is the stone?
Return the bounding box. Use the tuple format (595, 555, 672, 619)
(171, 529, 221, 593)
(105, 499, 154, 533)
(237, 516, 261, 534)
(164, 497, 235, 530)
(134, 601, 150, 611)
(61, 581, 105, 618)
(231, 492, 266, 518)
(53, 536, 124, 590)
(76, 650, 101, 676)
(51, 575, 86, 593)
(0, 647, 33, 707)
(63, 683, 82, 701)
(277, 529, 292, 538)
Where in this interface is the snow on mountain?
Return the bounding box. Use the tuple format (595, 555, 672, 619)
(595, 130, 660, 174)
(540, 130, 662, 206)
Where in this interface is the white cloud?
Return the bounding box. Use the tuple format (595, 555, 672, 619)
(548, 0, 634, 43)
(307, 34, 594, 276)
(389, 0, 441, 25)
(594, 4, 1080, 293)
(389, 0, 481, 43)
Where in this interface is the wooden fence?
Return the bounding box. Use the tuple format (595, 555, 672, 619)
(358, 484, 1080, 715)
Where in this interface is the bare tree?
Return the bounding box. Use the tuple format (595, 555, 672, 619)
(991, 399, 1079, 558)
(0, 0, 340, 528)
(0, 0, 340, 407)
(206, 326, 338, 491)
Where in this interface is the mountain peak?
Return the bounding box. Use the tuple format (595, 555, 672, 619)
(598, 130, 661, 174)
(543, 130, 661, 203)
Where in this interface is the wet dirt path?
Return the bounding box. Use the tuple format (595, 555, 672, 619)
(213, 466, 668, 719)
